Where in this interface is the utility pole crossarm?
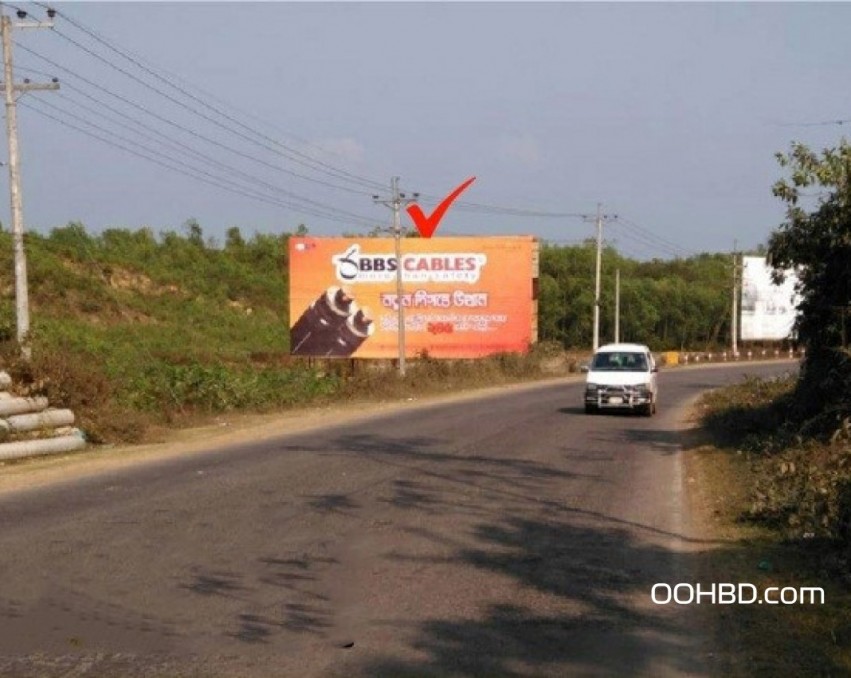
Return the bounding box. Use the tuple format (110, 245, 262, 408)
(11, 82, 60, 93)
(14, 20, 55, 30)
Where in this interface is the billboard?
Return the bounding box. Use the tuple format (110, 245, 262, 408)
(740, 256, 800, 341)
(288, 236, 538, 358)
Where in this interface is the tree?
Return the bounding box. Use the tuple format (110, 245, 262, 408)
(183, 218, 205, 249)
(225, 226, 245, 252)
(769, 141, 851, 351)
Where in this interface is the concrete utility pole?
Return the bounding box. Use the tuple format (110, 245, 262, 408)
(583, 204, 617, 352)
(1, 8, 58, 356)
(614, 268, 620, 344)
(731, 240, 739, 357)
(373, 177, 418, 377)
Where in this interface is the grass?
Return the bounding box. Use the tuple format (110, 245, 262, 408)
(692, 374, 851, 675)
(0, 224, 581, 444)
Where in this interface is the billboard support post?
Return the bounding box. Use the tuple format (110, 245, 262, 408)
(393, 185, 405, 376)
(373, 177, 419, 376)
(731, 242, 739, 357)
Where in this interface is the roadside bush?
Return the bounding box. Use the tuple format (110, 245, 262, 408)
(127, 361, 340, 416)
(791, 348, 851, 438)
(701, 375, 798, 453)
(0, 340, 147, 444)
(701, 374, 851, 569)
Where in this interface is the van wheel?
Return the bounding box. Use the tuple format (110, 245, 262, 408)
(640, 403, 653, 417)
(585, 404, 598, 415)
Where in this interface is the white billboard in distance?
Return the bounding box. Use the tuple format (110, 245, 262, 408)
(740, 256, 800, 341)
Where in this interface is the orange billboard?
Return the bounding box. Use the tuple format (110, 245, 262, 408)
(288, 236, 538, 359)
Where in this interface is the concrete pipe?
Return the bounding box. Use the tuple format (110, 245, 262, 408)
(0, 429, 86, 461)
(5, 408, 75, 433)
(0, 397, 49, 418)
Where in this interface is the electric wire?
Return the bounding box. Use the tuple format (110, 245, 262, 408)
(16, 10, 624, 227)
(770, 118, 851, 127)
(16, 44, 383, 219)
(17, 43, 370, 198)
(34, 1, 390, 191)
(22, 100, 376, 226)
(615, 217, 695, 257)
(614, 228, 687, 259)
(48, 26, 382, 196)
(46, 90, 375, 223)
(18, 39, 594, 220)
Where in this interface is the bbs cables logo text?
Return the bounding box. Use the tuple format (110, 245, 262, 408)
(332, 245, 488, 284)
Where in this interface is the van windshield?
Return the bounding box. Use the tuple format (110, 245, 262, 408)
(591, 352, 648, 372)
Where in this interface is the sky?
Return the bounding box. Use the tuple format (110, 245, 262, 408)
(4, 1, 851, 260)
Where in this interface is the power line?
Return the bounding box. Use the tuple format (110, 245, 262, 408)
(45, 90, 375, 223)
(18, 41, 593, 222)
(49, 25, 383, 196)
(35, 1, 390, 191)
(608, 234, 667, 260)
(16, 50, 707, 247)
(614, 217, 695, 258)
(447, 202, 587, 218)
(22, 100, 376, 226)
(16, 44, 384, 215)
(18, 40, 370, 197)
(34, 2, 396, 189)
(18, 10, 611, 226)
(614, 230, 683, 259)
(770, 117, 851, 128)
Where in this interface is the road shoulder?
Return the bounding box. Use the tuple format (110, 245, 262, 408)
(0, 373, 583, 496)
(683, 396, 851, 676)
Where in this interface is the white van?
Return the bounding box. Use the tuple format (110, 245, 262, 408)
(582, 343, 658, 416)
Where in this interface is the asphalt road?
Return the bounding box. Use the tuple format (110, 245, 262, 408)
(0, 361, 796, 677)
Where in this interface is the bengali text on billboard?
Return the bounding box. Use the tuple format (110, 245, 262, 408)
(740, 256, 800, 341)
(288, 236, 538, 358)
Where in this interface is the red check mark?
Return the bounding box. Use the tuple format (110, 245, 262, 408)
(406, 176, 476, 238)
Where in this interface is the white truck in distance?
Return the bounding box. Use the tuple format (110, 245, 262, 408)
(582, 343, 658, 416)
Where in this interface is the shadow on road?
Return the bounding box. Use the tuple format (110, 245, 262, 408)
(355, 518, 709, 677)
(165, 423, 841, 677)
(179, 430, 726, 675)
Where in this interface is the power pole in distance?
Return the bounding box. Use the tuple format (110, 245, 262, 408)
(583, 204, 617, 352)
(731, 240, 739, 357)
(1, 7, 59, 356)
(614, 268, 620, 344)
(373, 177, 419, 376)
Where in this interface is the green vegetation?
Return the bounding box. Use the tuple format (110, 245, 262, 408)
(696, 375, 851, 676)
(0, 219, 743, 444)
(701, 373, 851, 557)
(538, 244, 735, 350)
(693, 139, 851, 674)
(701, 138, 851, 551)
(0, 221, 314, 442)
